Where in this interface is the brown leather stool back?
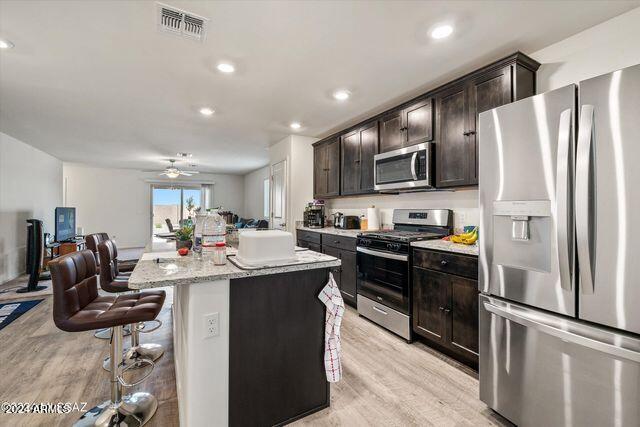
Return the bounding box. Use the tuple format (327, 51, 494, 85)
(86, 232, 110, 269)
(98, 239, 131, 293)
(49, 250, 99, 332)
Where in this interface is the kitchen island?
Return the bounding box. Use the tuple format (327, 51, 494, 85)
(128, 247, 341, 427)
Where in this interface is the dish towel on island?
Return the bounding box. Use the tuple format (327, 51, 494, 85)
(318, 272, 345, 383)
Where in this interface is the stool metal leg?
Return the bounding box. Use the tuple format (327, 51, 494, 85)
(75, 325, 158, 427)
(95, 324, 131, 339)
(103, 322, 164, 372)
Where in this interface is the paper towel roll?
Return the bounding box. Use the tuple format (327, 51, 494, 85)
(367, 207, 380, 231)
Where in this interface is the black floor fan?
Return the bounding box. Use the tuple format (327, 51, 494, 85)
(17, 219, 47, 293)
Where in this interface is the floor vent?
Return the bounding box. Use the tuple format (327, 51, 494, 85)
(157, 3, 208, 42)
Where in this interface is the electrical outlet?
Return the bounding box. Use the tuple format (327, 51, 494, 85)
(204, 312, 219, 338)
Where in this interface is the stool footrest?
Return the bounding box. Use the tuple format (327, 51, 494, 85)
(138, 319, 162, 334)
(118, 359, 155, 388)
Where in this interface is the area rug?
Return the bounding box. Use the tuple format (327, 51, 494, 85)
(0, 299, 43, 331)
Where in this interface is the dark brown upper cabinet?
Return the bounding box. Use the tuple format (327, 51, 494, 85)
(313, 52, 539, 196)
(435, 58, 537, 188)
(313, 138, 340, 198)
(340, 121, 379, 195)
(379, 98, 433, 153)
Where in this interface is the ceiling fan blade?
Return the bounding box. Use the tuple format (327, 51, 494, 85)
(159, 172, 167, 176)
(180, 172, 193, 176)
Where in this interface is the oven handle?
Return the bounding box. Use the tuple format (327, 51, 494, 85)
(357, 246, 408, 261)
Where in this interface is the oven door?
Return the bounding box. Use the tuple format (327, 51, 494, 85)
(374, 143, 430, 191)
(356, 247, 409, 314)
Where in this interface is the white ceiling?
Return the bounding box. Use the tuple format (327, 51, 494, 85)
(0, 1, 637, 174)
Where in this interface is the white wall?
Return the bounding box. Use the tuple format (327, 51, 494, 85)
(63, 163, 244, 248)
(269, 135, 318, 232)
(243, 166, 270, 219)
(326, 190, 478, 232)
(531, 7, 640, 92)
(0, 132, 63, 283)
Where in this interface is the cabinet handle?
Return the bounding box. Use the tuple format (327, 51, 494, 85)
(444, 308, 451, 314)
(438, 306, 445, 311)
(440, 260, 448, 266)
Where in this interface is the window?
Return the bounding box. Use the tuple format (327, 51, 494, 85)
(263, 178, 270, 218)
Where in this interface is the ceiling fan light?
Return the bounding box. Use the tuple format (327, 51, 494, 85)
(166, 171, 180, 179)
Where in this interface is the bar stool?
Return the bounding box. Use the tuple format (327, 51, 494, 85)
(86, 232, 133, 340)
(49, 250, 165, 426)
(99, 239, 164, 371)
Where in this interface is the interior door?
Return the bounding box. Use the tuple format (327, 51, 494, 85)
(577, 65, 640, 334)
(478, 84, 576, 316)
(270, 160, 287, 230)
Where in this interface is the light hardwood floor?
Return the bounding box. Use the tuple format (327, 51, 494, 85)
(0, 286, 509, 426)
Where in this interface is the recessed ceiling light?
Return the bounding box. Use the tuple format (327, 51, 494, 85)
(290, 122, 302, 130)
(0, 39, 14, 49)
(199, 107, 215, 116)
(217, 63, 235, 73)
(431, 25, 453, 39)
(333, 90, 351, 101)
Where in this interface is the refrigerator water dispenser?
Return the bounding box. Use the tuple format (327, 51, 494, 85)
(492, 200, 552, 273)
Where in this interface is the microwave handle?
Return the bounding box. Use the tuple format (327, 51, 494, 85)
(410, 152, 418, 180)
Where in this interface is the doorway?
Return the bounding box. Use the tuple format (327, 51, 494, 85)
(270, 160, 287, 230)
(151, 185, 201, 235)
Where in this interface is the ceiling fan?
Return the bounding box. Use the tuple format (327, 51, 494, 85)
(157, 159, 200, 179)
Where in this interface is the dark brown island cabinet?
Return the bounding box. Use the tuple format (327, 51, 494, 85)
(412, 248, 479, 367)
(312, 52, 539, 198)
(297, 230, 358, 307)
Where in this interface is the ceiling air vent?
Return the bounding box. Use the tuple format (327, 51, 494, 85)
(157, 3, 208, 42)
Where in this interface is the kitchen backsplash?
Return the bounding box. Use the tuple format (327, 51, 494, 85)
(324, 189, 479, 233)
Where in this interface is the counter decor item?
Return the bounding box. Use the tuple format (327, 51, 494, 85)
(445, 227, 478, 245)
(366, 206, 380, 231)
(213, 242, 227, 265)
(235, 230, 296, 266)
(360, 215, 368, 230)
(175, 225, 194, 250)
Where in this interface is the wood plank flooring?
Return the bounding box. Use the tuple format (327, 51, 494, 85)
(0, 287, 509, 426)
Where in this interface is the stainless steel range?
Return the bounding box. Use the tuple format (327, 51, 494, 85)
(356, 209, 452, 341)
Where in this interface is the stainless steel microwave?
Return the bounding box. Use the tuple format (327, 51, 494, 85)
(374, 143, 431, 191)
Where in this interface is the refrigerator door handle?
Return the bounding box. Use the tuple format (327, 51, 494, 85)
(483, 300, 640, 363)
(576, 104, 595, 294)
(556, 108, 573, 291)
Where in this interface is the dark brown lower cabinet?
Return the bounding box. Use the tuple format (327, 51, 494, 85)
(322, 244, 357, 307)
(412, 248, 479, 367)
(297, 239, 321, 253)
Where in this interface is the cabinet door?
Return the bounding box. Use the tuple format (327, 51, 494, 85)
(435, 84, 470, 187)
(412, 267, 449, 344)
(340, 130, 361, 195)
(322, 245, 342, 289)
(325, 139, 341, 197)
(405, 98, 433, 146)
(467, 67, 512, 184)
(449, 276, 479, 361)
(359, 122, 378, 193)
(339, 250, 357, 305)
(313, 144, 327, 198)
(379, 110, 404, 153)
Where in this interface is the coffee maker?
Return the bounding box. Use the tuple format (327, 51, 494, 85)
(303, 201, 325, 228)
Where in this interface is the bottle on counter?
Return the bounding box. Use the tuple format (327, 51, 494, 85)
(213, 242, 227, 265)
(192, 213, 207, 258)
(202, 213, 227, 257)
(360, 215, 368, 230)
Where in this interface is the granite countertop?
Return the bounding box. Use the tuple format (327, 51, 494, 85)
(296, 226, 370, 238)
(128, 247, 341, 289)
(411, 239, 479, 256)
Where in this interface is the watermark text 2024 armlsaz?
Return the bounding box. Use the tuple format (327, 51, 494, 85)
(1, 401, 87, 414)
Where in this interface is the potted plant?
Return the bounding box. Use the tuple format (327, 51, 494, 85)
(175, 225, 194, 250)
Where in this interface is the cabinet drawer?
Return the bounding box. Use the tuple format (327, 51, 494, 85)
(321, 234, 356, 251)
(358, 294, 410, 340)
(413, 249, 478, 279)
(297, 230, 321, 245)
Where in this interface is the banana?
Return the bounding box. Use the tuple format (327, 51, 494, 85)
(450, 227, 478, 245)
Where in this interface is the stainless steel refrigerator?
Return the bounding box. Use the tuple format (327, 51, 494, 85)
(478, 64, 640, 426)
